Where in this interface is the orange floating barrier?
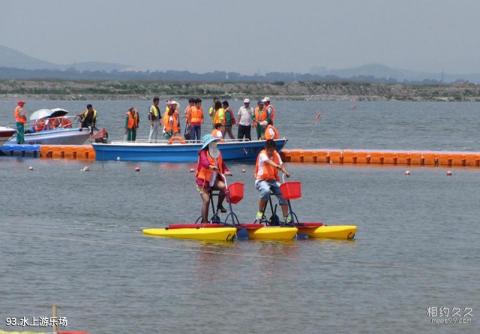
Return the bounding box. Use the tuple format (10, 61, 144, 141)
(39, 145, 95, 160)
(282, 149, 480, 168)
(326, 151, 342, 164)
(302, 150, 317, 163)
(464, 154, 480, 167)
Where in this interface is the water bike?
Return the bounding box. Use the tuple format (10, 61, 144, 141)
(142, 175, 297, 241)
(263, 176, 357, 240)
(143, 175, 356, 242)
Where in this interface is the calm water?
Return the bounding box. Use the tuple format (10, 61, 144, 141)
(0, 100, 479, 333)
(1, 99, 480, 150)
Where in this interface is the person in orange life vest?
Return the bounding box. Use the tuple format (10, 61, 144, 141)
(253, 100, 267, 139)
(125, 107, 140, 141)
(264, 119, 279, 140)
(34, 118, 46, 132)
(254, 140, 291, 224)
(222, 100, 236, 139)
(184, 98, 195, 124)
(211, 123, 224, 140)
(14, 100, 27, 144)
(262, 96, 276, 123)
(189, 98, 204, 141)
(163, 101, 180, 139)
(184, 98, 195, 139)
(46, 117, 60, 130)
(196, 134, 232, 223)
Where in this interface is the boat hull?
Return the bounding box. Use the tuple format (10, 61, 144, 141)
(5, 128, 90, 145)
(93, 139, 287, 162)
(297, 225, 357, 240)
(143, 227, 237, 241)
(245, 226, 298, 241)
(0, 127, 16, 145)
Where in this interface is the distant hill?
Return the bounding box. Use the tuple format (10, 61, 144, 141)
(0, 45, 60, 70)
(0, 44, 129, 72)
(311, 63, 435, 82)
(310, 63, 479, 83)
(1, 44, 480, 83)
(65, 62, 131, 72)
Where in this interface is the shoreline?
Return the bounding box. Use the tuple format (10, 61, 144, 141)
(1, 80, 480, 101)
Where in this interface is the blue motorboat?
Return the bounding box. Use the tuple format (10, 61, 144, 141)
(92, 139, 287, 162)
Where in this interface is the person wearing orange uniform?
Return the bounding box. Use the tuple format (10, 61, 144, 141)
(254, 140, 291, 224)
(184, 98, 195, 140)
(253, 100, 267, 139)
(196, 134, 232, 223)
(263, 96, 276, 122)
(264, 119, 279, 140)
(125, 107, 140, 141)
(163, 101, 180, 139)
(211, 123, 224, 139)
(189, 98, 204, 141)
(14, 100, 27, 144)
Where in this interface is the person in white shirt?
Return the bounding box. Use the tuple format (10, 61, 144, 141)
(237, 98, 253, 140)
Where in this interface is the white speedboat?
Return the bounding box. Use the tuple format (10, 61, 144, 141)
(0, 126, 16, 145)
(5, 108, 92, 145)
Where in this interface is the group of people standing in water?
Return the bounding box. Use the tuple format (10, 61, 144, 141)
(125, 96, 280, 142)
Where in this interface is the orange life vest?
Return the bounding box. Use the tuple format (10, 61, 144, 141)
(255, 149, 281, 181)
(190, 106, 203, 125)
(264, 124, 279, 140)
(211, 129, 223, 139)
(266, 104, 276, 121)
(127, 111, 139, 129)
(34, 119, 45, 132)
(48, 117, 60, 129)
(196, 151, 225, 183)
(14, 106, 26, 124)
(163, 112, 179, 133)
(60, 117, 72, 128)
(254, 107, 267, 122)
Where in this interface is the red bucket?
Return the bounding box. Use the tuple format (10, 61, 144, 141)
(280, 181, 302, 200)
(227, 182, 244, 204)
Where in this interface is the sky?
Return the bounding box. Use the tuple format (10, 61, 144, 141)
(0, 0, 479, 74)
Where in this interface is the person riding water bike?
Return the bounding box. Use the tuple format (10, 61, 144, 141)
(255, 139, 291, 224)
(196, 134, 232, 224)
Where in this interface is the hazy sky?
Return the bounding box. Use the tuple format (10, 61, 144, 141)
(0, 0, 479, 74)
